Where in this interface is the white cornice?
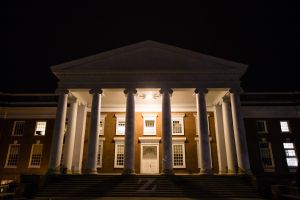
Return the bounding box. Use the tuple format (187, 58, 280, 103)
(139, 137, 161, 143)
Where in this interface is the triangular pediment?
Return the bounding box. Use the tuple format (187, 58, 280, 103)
(52, 40, 247, 74)
(51, 41, 248, 89)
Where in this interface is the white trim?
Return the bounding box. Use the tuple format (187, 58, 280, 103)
(256, 120, 268, 133)
(172, 137, 186, 142)
(97, 139, 105, 168)
(172, 142, 186, 168)
(5, 144, 20, 168)
(28, 144, 43, 168)
(113, 136, 125, 142)
(138, 137, 161, 143)
(142, 113, 157, 135)
(114, 141, 124, 168)
(99, 114, 107, 135)
(140, 143, 159, 174)
(172, 114, 185, 135)
(280, 120, 291, 133)
(258, 140, 275, 172)
(115, 114, 126, 135)
(11, 121, 25, 136)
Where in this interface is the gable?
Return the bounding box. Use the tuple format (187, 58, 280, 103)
(51, 40, 248, 89)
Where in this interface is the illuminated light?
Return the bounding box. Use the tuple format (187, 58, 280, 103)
(145, 92, 154, 100)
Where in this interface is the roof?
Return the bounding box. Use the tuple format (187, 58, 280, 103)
(51, 40, 248, 89)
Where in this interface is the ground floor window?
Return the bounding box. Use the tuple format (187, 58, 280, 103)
(29, 144, 43, 168)
(283, 142, 298, 168)
(5, 143, 20, 168)
(114, 142, 124, 168)
(172, 143, 186, 168)
(97, 138, 105, 168)
(259, 140, 275, 171)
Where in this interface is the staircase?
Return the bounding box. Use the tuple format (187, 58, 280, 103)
(35, 175, 261, 198)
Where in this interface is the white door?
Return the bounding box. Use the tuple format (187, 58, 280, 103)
(141, 145, 159, 174)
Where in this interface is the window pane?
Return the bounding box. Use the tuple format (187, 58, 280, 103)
(35, 121, 47, 136)
(115, 144, 124, 167)
(283, 143, 294, 149)
(97, 142, 103, 167)
(287, 158, 298, 167)
(6, 145, 20, 167)
(117, 120, 126, 134)
(285, 150, 296, 157)
(280, 121, 290, 132)
(30, 144, 43, 167)
(173, 144, 185, 167)
(256, 121, 267, 132)
(259, 142, 274, 167)
(172, 121, 182, 134)
(12, 121, 25, 136)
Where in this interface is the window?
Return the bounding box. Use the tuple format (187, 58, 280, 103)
(114, 142, 124, 168)
(172, 143, 186, 168)
(280, 121, 290, 132)
(256, 120, 268, 133)
(5, 144, 20, 168)
(12, 121, 25, 136)
(172, 114, 185, 135)
(34, 121, 47, 136)
(97, 138, 105, 168)
(115, 114, 126, 135)
(142, 114, 157, 135)
(29, 144, 43, 168)
(99, 114, 107, 135)
(283, 142, 298, 167)
(259, 140, 275, 171)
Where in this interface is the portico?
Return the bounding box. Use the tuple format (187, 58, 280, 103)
(48, 41, 251, 175)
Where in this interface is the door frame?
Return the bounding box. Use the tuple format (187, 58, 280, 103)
(140, 143, 159, 174)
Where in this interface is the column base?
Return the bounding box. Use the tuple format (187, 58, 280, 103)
(238, 167, 252, 175)
(122, 169, 136, 175)
(218, 170, 227, 175)
(199, 168, 213, 175)
(227, 169, 237, 175)
(72, 171, 82, 175)
(85, 169, 98, 175)
(162, 169, 174, 175)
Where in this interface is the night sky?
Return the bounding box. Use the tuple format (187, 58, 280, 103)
(4, 2, 300, 93)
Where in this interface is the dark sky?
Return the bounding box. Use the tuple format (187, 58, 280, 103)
(4, 2, 300, 93)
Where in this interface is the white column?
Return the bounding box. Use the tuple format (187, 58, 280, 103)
(213, 104, 227, 174)
(72, 103, 87, 174)
(160, 88, 173, 175)
(123, 88, 137, 175)
(195, 88, 212, 174)
(222, 96, 237, 174)
(230, 89, 251, 174)
(48, 90, 69, 174)
(85, 89, 102, 174)
(62, 97, 78, 174)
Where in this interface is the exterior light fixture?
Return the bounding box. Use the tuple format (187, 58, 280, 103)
(139, 92, 159, 100)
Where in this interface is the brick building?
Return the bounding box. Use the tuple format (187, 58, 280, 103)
(0, 41, 299, 183)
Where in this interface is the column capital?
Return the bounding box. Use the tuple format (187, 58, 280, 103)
(229, 87, 243, 94)
(222, 96, 231, 103)
(159, 88, 173, 95)
(195, 88, 208, 94)
(89, 88, 103, 94)
(124, 88, 137, 95)
(68, 96, 78, 103)
(55, 89, 69, 94)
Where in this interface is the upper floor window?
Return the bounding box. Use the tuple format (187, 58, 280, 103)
(34, 121, 47, 136)
(29, 143, 43, 168)
(12, 121, 25, 136)
(115, 114, 125, 135)
(172, 114, 185, 135)
(5, 142, 20, 168)
(256, 120, 268, 133)
(280, 121, 290, 133)
(99, 114, 107, 135)
(142, 114, 157, 135)
(283, 142, 298, 168)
